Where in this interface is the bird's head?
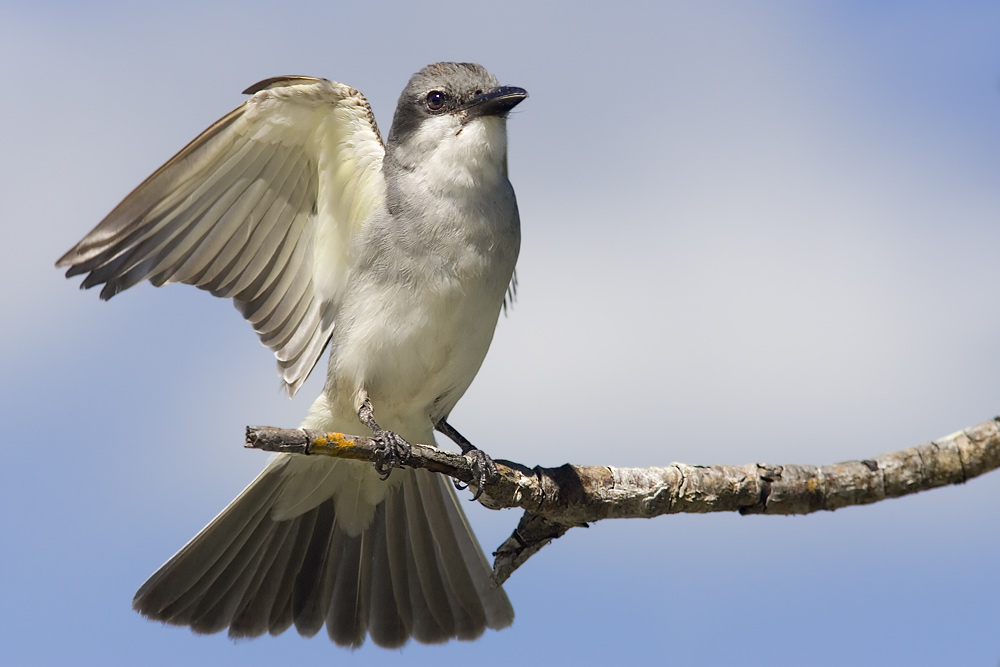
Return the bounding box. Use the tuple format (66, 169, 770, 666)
(385, 62, 527, 192)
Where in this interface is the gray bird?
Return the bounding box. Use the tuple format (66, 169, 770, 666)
(56, 62, 525, 648)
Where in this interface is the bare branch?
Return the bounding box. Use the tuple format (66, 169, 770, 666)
(245, 417, 1000, 585)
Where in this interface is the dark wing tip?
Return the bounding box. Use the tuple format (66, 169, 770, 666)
(55, 244, 84, 269)
(243, 76, 328, 96)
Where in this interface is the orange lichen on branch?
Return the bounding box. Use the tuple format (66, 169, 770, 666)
(309, 432, 360, 456)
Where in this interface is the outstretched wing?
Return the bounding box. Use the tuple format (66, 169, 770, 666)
(57, 77, 386, 396)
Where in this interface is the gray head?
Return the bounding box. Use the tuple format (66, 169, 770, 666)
(385, 63, 527, 165)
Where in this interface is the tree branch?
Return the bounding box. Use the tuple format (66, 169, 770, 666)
(245, 416, 1000, 585)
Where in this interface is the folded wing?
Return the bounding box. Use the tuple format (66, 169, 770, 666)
(57, 77, 386, 395)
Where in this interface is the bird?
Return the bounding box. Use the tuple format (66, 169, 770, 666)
(56, 62, 525, 648)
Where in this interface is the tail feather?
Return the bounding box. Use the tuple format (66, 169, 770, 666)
(289, 499, 337, 638)
(134, 463, 287, 622)
(399, 474, 457, 643)
(366, 502, 408, 647)
(264, 509, 317, 636)
(413, 470, 488, 640)
(437, 470, 515, 630)
(187, 495, 285, 634)
(227, 518, 295, 637)
(132, 454, 514, 648)
(325, 525, 367, 645)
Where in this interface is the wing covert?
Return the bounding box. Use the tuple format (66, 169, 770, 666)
(57, 77, 386, 396)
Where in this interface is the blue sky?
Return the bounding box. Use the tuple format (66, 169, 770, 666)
(3, 2, 1000, 665)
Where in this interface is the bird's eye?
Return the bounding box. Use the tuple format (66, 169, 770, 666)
(426, 90, 448, 111)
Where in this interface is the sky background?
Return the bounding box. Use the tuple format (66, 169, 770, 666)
(3, 1, 1000, 665)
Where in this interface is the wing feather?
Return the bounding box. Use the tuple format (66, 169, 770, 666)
(191, 147, 302, 290)
(169, 151, 284, 285)
(57, 76, 386, 395)
(219, 169, 309, 300)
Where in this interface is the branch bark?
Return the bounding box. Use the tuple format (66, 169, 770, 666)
(245, 416, 1000, 585)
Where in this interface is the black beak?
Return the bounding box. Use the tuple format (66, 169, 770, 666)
(461, 86, 528, 118)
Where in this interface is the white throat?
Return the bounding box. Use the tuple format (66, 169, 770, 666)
(402, 114, 509, 194)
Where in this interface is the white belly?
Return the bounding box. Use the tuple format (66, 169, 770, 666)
(331, 278, 504, 434)
(282, 250, 509, 535)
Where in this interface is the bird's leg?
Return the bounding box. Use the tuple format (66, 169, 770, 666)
(435, 418, 498, 500)
(358, 396, 411, 480)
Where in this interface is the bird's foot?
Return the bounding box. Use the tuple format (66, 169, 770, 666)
(371, 427, 411, 480)
(461, 447, 498, 500)
(359, 397, 411, 480)
(435, 418, 498, 500)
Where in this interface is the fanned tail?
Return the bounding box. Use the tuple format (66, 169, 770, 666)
(133, 455, 513, 648)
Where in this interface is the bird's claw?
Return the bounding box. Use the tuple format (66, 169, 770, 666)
(372, 429, 411, 480)
(434, 418, 497, 499)
(462, 448, 498, 501)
